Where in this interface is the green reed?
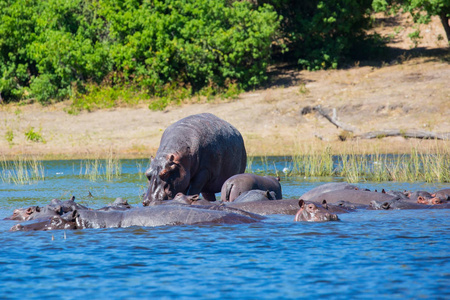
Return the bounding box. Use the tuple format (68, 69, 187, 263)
(0, 156, 45, 184)
(79, 152, 122, 181)
(248, 141, 450, 183)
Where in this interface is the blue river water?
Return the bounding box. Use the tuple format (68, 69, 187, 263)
(1, 158, 449, 299)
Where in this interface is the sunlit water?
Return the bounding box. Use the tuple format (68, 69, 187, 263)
(1, 158, 449, 299)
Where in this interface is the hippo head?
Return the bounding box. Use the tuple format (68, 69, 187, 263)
(143, 154, 190, 206)
(294, 200, 339, 222)
(417, 196, 443, 205)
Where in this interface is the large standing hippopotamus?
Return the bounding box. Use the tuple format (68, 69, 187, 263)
(220, 173, 282, 202)
(143, 113, 247, 205)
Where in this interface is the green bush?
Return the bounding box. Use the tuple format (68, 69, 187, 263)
(0, 0, 281, 104)
(258, 0, 375, 70)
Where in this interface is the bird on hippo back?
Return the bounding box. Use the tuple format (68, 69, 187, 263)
(143, 113, 247, 206)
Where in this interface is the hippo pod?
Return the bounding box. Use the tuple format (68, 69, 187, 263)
(220, 173, 282, 202)
(294, 200, 339, 222)
(143, 113, 247, 205)
(10, 205, 263, 231)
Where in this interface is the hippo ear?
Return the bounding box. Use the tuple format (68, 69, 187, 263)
(417, 196, 425, 204)
(382, 189, 386, 194)
(298, 199, 305, 208)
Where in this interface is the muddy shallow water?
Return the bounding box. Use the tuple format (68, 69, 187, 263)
(1, 158, 449, 299)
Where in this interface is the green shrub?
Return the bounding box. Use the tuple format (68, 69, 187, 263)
(258, 0, 375, 70)
(25, 127, 45, 143)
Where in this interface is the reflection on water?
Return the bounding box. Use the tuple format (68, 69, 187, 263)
(0, 158, 449, 299)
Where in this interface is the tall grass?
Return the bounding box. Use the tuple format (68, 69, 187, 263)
(79, 151, 122, 181)
(0, 156, 45, 184)
(248, 140, 450, 183)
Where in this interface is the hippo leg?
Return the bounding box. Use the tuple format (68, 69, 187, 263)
(186, 170, 210, 197)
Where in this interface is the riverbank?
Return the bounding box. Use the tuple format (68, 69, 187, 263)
(0, 14, 449, 159)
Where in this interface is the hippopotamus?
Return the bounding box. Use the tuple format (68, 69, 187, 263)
(143, 113, 246, 205)
(10, 214, 77, 231)
(294, 200, 339, 222)
(149, 193, 212, 206)
(406, 191, 443, 205)
(370, 198, 450, 210)
(4, 205, 61, 221)
(98, 197, 132, 211)
(233, 189, 277, 203)
(4, 196, 89, 221)
(10, 205, 262, 231)
(305, 189, 397, 206)
(220, 173, 282, 202)
(433, 188, 450, 202)
(299, 182, 359, 201)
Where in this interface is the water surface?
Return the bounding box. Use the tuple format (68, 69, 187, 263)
(1, 158, 449, 299)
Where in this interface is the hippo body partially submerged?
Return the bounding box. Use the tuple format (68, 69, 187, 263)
(299, 182, 359, 201)
(233, 189, 278, 203)
(306, 189, 397, 206)
(220, 173, 282, 202)
(294, 200, 340, 222)
(143, 113, 246, 205)
(10, 205, 263, 231)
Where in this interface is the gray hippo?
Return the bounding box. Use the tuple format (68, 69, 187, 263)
(98, 197, 132, 211)
(10, 205, 262, 231)
(226, 198, 351, 215)
(4, 196, 88, 221)
(410, 191, 444, 205)
(233, 189, 277, 203)
(294, 200, 339, 222)
(10, 214, 77, 231)
(143, 113, 246, 205)
(370, 198, 450, 210)
(5, 205, 61, 221)
(149, 193, 212, 206)
(306, 189, 397, 206)
(220, 173, 282, 202)
(298, 182, 359, 201)
(433, 188, 450, 202)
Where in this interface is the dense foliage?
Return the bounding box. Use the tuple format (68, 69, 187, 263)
(5, 0, 440, 105)
(259, 0, 376, 70)
(0, 0, 280, 104)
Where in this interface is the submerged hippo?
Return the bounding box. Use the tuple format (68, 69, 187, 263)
(220, 173, 282, 202)
(294, 200, 339, 222)
(306, 189, 397, 206)
(299, 182, 359, 201)
(149, 193, 211, 206)
(11, 205, 262, 231)
(233, 189, 277, 203)
(5, 205, 60, 221)
(406, 191, 443, 205)
(143, 113, 246, 205)
(433, 188, 450, 202)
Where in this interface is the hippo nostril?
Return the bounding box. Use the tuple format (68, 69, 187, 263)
(381, 202, 390, 209)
